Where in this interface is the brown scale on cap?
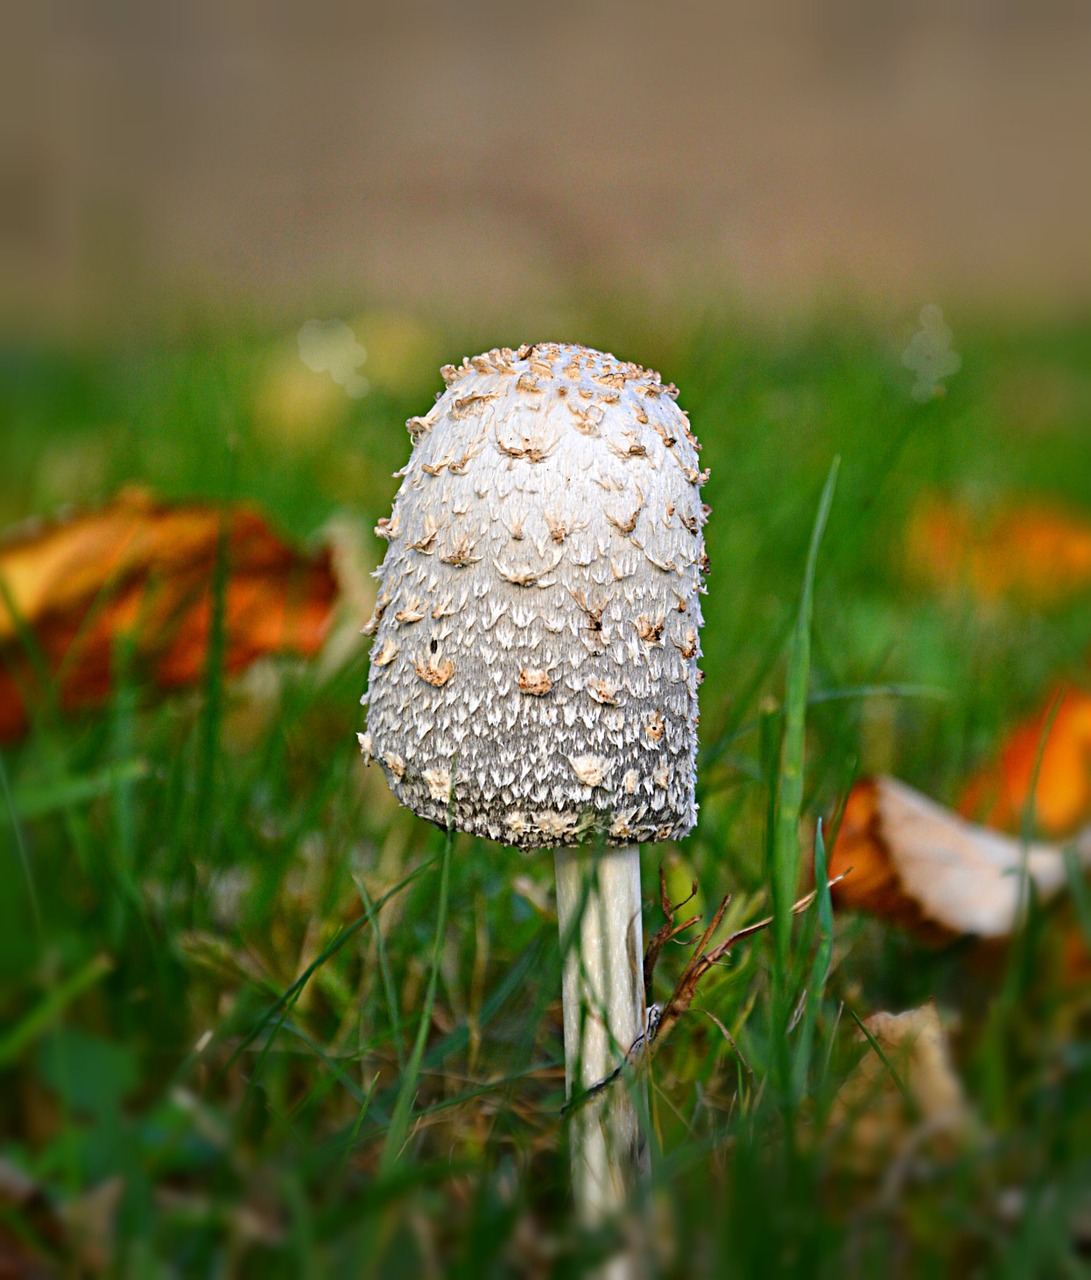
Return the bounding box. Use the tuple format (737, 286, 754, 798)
(373, 639, 399, 667)
(361, 342, 708, 849)
(518, 667, 553, 696)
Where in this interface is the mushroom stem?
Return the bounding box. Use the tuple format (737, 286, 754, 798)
(554, 843, 648, 1224)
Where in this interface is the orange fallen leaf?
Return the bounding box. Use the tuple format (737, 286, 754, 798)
(0, 489, 337, 743)
(957, 685, 1091, 839)
(906, 495, 1091, 605)
(828, 775, 1090, 942)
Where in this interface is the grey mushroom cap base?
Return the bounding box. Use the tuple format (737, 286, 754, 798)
(359, 342, 709, 851)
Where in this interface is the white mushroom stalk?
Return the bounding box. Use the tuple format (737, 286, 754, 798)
(359, 342, 708, 1227)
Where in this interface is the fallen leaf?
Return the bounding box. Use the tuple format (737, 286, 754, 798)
(830, 1003, 978, 1174)
(906, 495, 1091, 605)
(828, 776, 1091, 942)
(958, 686, 1091, 838)
(0, 489, 337, 743)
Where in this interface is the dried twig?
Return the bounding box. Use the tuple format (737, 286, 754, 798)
(647, 873, 848, 1054)
(563, 869, 848, 1111)
(642, 865, 702, 1004)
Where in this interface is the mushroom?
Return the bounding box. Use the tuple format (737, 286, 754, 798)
(360, 342, 708, 1223)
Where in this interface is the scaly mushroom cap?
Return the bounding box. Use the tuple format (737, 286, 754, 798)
(360, 342, 709, 849)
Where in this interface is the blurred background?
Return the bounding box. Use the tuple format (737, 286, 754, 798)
(3, 4, 1091, 1277)
(5, 0, 1090, 338)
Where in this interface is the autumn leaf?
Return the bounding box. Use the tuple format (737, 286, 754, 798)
(958, 685, 1091, 838)
(828, 775, 1091, 942)
(0, 488, 337, 743)
(906, 495, 1091, 605)
(830, 1003, 979, 1174)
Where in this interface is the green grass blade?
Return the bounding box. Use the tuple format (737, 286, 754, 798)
(341, 1071, 381, 1175)
(847, 1006, 919, 1121)
(791, 818, 834, 1100)
(1, 751, 40, 940)
(189, 503, 232, 921)
(772, 459, 839, 981)
(1063, 845, 1091, 947)
(353, 872, 407, 1072)
(11, 759, 150, 820)
(378, 822, 454, 1175)
(211, 855, 438, 1082)
(0, 954, 113, 1064)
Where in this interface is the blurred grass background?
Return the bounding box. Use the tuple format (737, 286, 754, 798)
(3, 1, 1091, 1275)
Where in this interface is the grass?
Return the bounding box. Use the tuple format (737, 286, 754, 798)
(2, 306, 1091, 1277)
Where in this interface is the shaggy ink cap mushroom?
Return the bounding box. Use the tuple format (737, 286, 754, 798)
(359, 342, 709, 848)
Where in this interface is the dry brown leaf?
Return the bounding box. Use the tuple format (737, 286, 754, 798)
(828, 775, 1091, 942)
(0, 488, 337, 743)
(830, 1003, 978, 1174)
(958, 685, 1091, 838)
(906, 495, 1091, 605)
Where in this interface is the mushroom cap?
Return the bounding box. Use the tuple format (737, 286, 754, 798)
(361, 342, 709, 850)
